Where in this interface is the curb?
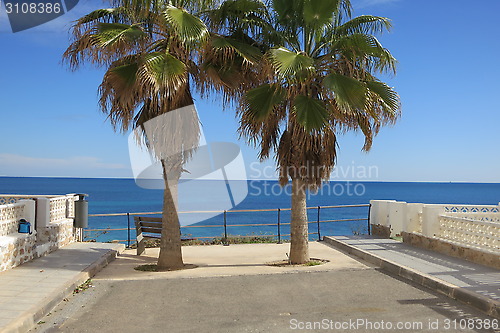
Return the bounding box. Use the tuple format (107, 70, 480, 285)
(323, 236, 500, 319)
(2, 245, 125, 333)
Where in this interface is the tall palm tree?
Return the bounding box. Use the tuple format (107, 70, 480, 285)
(206, 0, 401, 264)
(63, 0, 216, 270)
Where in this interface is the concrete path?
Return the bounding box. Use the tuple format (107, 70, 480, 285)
(31, 242, 498, 333)
(0, 242, 124, 333)
(324, 236, 500, 319)
(95, 242, 368, 281)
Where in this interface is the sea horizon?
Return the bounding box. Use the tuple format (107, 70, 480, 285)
(1, 175, 499, 185)
(1, 176, 499, 242)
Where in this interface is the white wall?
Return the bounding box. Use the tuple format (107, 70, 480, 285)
(369, 200, 500, 238)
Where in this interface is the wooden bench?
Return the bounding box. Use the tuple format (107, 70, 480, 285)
(134, 216, 162, 255)
(134, 216, 194, 255)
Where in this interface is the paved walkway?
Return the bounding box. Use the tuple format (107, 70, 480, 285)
(35, 242, 497, 333)
(94, 241, 368, 281)
(324, 236, 500, 318)
(0, 242, 124, 333)
(2, 240, 499, 333)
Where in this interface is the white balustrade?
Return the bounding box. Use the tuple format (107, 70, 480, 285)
(0, 202, 25, 236)
(438, 215, 500, 252)
(49, 197, 68, 222)
(369, 200, 500, 253)
(443, 205, 500, 214)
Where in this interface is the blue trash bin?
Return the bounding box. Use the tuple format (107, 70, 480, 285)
(18, 219, 32, 234)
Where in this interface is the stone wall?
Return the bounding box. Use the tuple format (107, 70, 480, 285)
(402, 232, 499, 269)
(36, 219, 76, 257)
(0, 220, 79, 271)
(0, 233, 36, 271)
(370, 224, 391, 238)
(0, 196, 81, 272)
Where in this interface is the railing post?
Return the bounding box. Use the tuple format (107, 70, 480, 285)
(35, 197, 50, 229)
(422, 205, 444, 238)
(277, 208, 281, 244)
(367, 204, 371, 236)
(19, 199, 36, 229)
(317, 206, 321, 241)
(127, 213, 131, 248)
(223, 210, 229, 246)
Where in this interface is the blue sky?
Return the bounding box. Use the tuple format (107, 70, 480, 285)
(0, 0, 499, 182)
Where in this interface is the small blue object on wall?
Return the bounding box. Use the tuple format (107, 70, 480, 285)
(18, 219, 32, 234)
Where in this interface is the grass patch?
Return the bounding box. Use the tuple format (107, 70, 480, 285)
(304, 260, 324, 266)
(128, 233, 285, 249)
(134, 264, 158, 272)
(134, 263, 198, 272)
(267, 258, 329, 267)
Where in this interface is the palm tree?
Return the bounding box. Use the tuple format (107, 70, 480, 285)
(207, 0, 401, 264)
(63, 0, 216, 270)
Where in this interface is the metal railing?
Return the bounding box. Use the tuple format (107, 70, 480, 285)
(85, 204, 371, 247)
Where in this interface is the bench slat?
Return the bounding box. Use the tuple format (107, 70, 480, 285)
(138, 222, 163, 228)
(142, 234, 161, 239)
(141, 227, 162, 233)
(135, 217, 162, 223)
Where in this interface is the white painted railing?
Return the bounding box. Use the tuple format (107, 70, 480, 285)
(444, 212, 500, 222)
(49, 195, 76, 223)
(0, 194, 78, 226)
(0, 194, 55, 205)
(443, 205, 500, 214)
(438, 215, 500, 252)
(370, 200, 500, 253)
(0, 197, 21, 205)
(0, 202, 25, 236)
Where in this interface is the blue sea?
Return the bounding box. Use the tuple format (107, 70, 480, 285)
(1, 177, 499, 244)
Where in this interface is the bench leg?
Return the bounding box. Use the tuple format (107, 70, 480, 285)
(137, 236, 146, 255)
(137, 239, 146, 255)
(135, 221, 145, 255)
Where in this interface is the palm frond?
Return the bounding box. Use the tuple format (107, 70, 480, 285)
(99, 55, 143, 132)
(323, 73, 367, 110)
(76, 8, 128, 25)
(335, 15, 391, 36)
(293, 95, 330, 131)
(96, 23, 145, 47)
(164, 5, 209, 43)
(206, 0, 269, 33)
(242, 84, 285, 121)
(303, 0, 339, 28)
(273, 0, 304, 26)
(267, 47, 314, 79)
(211, 35, 262, 64)
(365, 80, 400, 114)
(329, 33, 397, 74)
(139, 52, 187, 93)
(63, 23, 146, 69)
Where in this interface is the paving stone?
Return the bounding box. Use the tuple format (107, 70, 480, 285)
(0, 242, 123, 333)
(324, 236, 500, 318)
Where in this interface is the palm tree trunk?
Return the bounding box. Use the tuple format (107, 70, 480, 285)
(289, 178, 309, 264)
(157, 159, 184, 271)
